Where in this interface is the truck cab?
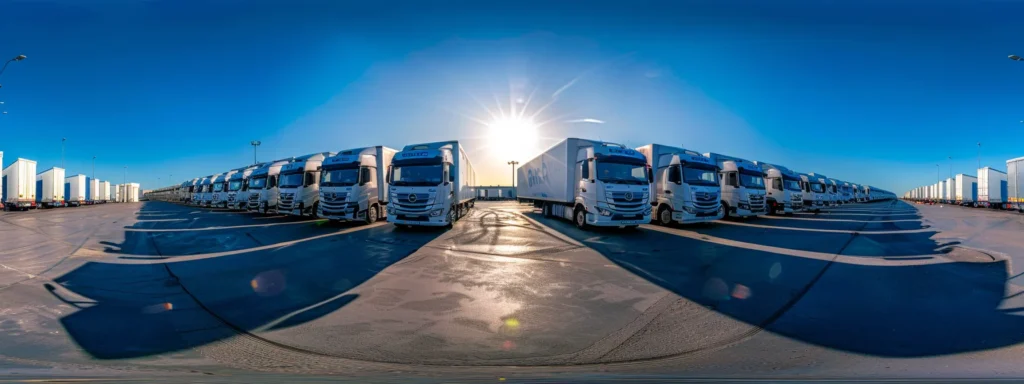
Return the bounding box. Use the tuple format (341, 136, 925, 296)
(203, 173, 226, 207)
(756, 162, 803, 214)
(193, 176, 211, 206)
(388, 141, 477, 227)
(211, 169, 242, 208)
(826, 178, 843, 205)
(278, 152, 334, 217)
(319, 146, 396, 224)
(247, 159, 291, 214)
(808, 173, 835, 207)
(637, 144, 721, 225)
(226, 165, 261, 210)
(799, 173, 826, 210)
(704, 153, 767, 218)
(839, 181, 854, 204)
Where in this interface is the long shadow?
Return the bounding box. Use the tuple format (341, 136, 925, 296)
(50, 201, 445, 359)
(526, 210, 1024, 358)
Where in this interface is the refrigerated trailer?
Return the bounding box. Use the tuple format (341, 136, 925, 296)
(318, 146, 397, 224)
(517, 138, 650, 229)
(35, 167, 66, 208)
(978, 167, 1008, 209)
(1008, 157, 1024, 212)
(65, 175, 87, 206)
(388, 141, 478, 227)
(3, 158, 38, 210)
(636, 144, 722, 225)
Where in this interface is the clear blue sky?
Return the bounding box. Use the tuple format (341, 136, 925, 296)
(2, 0, 1023, 193)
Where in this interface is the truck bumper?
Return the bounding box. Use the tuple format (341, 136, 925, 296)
(389, 215, 449, 226)
(587, 212, 651, 226)
(732, 206, 763, 217)
(673, 209, 722, 224)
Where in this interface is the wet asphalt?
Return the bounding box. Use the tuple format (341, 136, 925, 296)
(1, 199, 1023, 381)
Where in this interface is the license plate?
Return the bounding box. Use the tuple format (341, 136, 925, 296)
(292, 209, 300, 215)
(620, 221, 637, 225)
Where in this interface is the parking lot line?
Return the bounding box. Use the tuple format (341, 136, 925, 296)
(124, 218, 324, 232)
(760, 215, 922, 223)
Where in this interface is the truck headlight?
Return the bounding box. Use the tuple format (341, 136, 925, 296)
(643, 206, 652, 216)
(642, 192, 650, 200)
(430, 208, 443, 217)
(605, 192, 614, 200)
(681, 206, 695, 214)
(738, 203, 750, 210)
(598, 207, 612, 216)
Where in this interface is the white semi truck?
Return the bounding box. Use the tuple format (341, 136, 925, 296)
(704, 152, 767, 218)
(278, 152, 335, 217)
(36, 167, 66, 208)
(318, 146, 397, 224)
(808, 173, 835, 207)
(3, 158, 38, 210)
(388, 141, 477, 227)
(635, 144, 722, 225)
(799, 173, 826, 210)
(247, 158, 292, 214)
(754, 161, 803, 214)
(226, 164, 262, 210)
(65, 175, 87, 206)
(86, 177, 99, 205)
(517, 138, 649, 229)
(199, 174, 221, 207)
(839, 181, 854, 204)
(208, 172, 232, 208)
(978, 167, 1007, 209)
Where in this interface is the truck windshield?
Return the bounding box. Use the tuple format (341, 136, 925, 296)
(811, 183, 825, 193)
(322, 167, 359, 187)
(682, 165, 718, 186)
(739, 170, 765, 189)
(279, 172, 304, 188)
(783, 178, 801, 191)
(213, 182, 225, 192)
(596, 161, 647, 185)
(248, 176, 267, 190)
(228, 181, 243, 191)
(391, 165, 442, 186)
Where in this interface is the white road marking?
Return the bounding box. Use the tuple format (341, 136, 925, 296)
(124, 219, 324, 232)
(714, 219, 932, 234)
(0, 263, 36, 278)
(74, 222, 387, 263)
(641, 225, 958, 266)
(760, 215, 922, 223)
(795, 212, 919, 217)
(135, 218, 192, 222)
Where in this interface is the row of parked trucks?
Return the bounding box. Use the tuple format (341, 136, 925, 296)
(905, 157, 1024, 213)
(0, 152, 140, 211)
(146, 138, 894, 230)
(148, 141, 477, 227)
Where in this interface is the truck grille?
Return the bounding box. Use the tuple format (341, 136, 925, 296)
(749, 194, 766, 212)
(608, 191, 647, 211)
(278, 192, 296, 210)
(692, 191, 720, 211)
(248, 193, 260, 209)
(321, 192, 356, 214)
(392, 193, 432, 212)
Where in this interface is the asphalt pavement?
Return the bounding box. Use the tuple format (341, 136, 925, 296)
(1, 199, 1022, 381)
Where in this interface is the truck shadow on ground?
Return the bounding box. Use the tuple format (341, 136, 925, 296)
(48, 202, 444, 359)
(526, 207, 1024, 358)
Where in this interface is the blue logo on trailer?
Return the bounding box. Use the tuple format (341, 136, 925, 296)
(526, 160, 549, 188)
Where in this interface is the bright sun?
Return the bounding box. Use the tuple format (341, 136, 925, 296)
(487, 117, 539, 161)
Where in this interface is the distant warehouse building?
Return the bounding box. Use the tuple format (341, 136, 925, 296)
(476, 185, 516, 200)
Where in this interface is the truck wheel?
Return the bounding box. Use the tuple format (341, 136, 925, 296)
(365, 205, 378, 224)
(658, 205, 673, 226)
(720, 203, 729, 218)
(448, 206, 457, 226)
(574, 207, 587, 229)
(310, 202, 318, 217)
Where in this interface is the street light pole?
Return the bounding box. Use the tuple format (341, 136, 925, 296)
(0, 54, 26, 79)
(507, 160, 519, 199)
(251, 140, 261, 165)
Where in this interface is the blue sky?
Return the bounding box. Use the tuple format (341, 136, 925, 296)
(1, 0, 1023, 193)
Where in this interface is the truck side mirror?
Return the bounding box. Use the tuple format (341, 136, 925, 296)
(386, 167, 391, 183)
(668, 166, 681, 185)
(449, 172, 455, 183)
(647, 165, 654, 184)
(580, 162, 590, 180)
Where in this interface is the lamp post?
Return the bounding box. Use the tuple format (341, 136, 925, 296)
(507, 160, 519, 200)
(251, 140, 261, 164)
(0, 54, 26, 79)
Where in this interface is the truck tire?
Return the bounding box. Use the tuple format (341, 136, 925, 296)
(448, 206, 457, 227)
(574, 207, 587, 229)
(365, 205, 378, 224)
(720, 202, 730, 218)
(657, 205, 673, 226)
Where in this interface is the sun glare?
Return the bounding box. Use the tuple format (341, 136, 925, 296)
(487, 117, 539, 161)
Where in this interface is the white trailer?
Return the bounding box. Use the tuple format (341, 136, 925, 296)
(125, 183, 140, 203)
(98, 181, 110, 203)
(65, 175, 87, 206)
(636, 144, 722, 225)
(35, 167, 66, 208)
(3, 158, 38, 210)
(978, 167, 1008, 209)
(1009, 157, 1024, 212)
(389, 141, 478, 227)
(318, 146, 397, 224)
(954, 174, 977, 206)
